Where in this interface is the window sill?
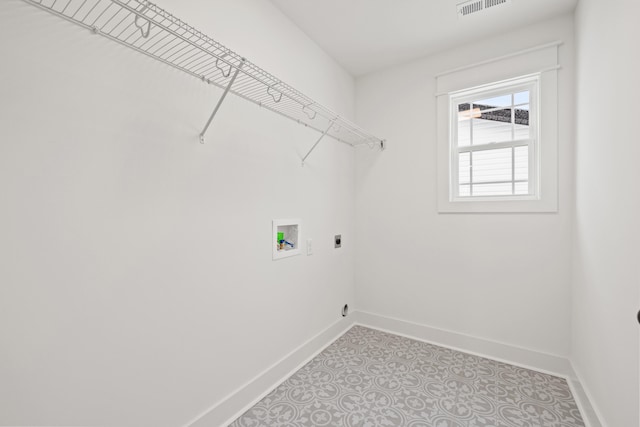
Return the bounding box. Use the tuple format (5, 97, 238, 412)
(437, 196, 558, 213)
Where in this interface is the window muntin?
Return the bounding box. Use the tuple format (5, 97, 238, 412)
(450, 77, 538, 200)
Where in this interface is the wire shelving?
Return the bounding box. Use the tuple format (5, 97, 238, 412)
(23, 0, 386, 162)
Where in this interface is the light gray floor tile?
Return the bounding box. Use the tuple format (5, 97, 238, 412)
(229, 326, 584, 427)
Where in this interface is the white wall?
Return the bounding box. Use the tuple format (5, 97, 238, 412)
(355, 15, 575, 358)
(572, 0, 640, 425)
(0, 1, 356, 426)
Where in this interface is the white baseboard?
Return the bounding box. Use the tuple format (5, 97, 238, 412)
(183, 310, 603, 427)
(569, 362, 606, 427)
(184, 317, 355, 427)
(354, 310, 575, 378)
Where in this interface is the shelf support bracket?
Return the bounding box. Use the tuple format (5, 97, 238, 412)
(301, 121, 334, 166)
(199, 58, 245, 144)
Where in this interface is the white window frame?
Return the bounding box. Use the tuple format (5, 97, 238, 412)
(437, 71, 558, 213)
(450, 76, 539, 202)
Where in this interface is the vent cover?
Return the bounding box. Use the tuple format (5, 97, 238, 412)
(457, 0, 511, 17)
(485, 0, 509, 8)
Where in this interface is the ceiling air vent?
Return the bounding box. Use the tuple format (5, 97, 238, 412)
(457, 0, 511, 18)
(457, 0, 483, 17)
(485, 0, 510, 9)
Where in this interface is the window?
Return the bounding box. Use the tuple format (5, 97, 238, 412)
(437, 71, 558, 213)
(451, 76, 538, 200)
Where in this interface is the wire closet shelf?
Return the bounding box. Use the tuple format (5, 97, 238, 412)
(24, 0, 386, 153)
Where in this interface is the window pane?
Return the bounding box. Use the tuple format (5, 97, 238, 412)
(458, 103, 472, 117)
(514, 90, 529, 105)
(472, 109, 513, 144)
(472, 148, 512, 183)
(473, 182, 513, 196)
(515, 181, 529, 195)
(514, 146, 528, 181)
(514, 105, 530, 140)
(474, 94, 511, 108)
(458, 115, 471, 147)
(459, 152, 471, 184)
(459, 183, 471, 197)
(514, 124, 529, 140)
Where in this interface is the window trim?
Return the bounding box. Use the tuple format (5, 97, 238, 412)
(449, 76, 540, 202)
(436, 71, 559, 213)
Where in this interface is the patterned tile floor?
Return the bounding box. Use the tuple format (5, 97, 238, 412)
(229, 326, 584, 427)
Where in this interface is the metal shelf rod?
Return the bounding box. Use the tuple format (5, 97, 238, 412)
(200, 59, 245, 144)
(302, 121, 335, 166)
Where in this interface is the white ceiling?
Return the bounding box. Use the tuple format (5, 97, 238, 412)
(269, 0, 577, 76)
